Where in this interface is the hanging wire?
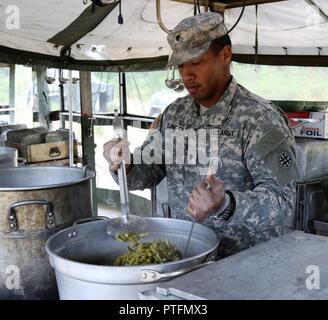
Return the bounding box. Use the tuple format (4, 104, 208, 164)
(68, 70, 74, 167)
(227, 1, 247, 34)
(118, 0, 124, 24)
(254, 4, 258, 68)
(197, 0, 201, 14)
(131, 73, 146, 115)
(104, 72, 111, 113)
(193, 0, 201, 15)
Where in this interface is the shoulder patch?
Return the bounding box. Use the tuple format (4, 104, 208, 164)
(262, 144, 299, 186)
(253, 128, 286, 160)
(277, 151, 293, 169)
(251, 128, 299, 185)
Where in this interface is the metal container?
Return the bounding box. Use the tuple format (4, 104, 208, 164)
(0, 147, 18, 168)
(0, 166, 95, 299)
(46, 218, 219, 300)
(295, 138, 328, 182)
(5, 127, 47, 144)
(0, 124, 27, 146)
(294, 175, 328, 233)
(45, 130, 71, 143)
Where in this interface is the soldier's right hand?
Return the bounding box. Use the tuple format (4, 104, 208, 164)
(103, 138, 131, 173)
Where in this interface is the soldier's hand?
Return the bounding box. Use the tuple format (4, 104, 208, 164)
(103, 138, 131, 173)
(187, 174, 226, 223)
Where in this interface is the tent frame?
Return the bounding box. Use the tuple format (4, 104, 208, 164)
(172, 0, 287, 12)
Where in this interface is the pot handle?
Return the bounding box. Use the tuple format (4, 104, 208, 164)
(82, 165, 90, 178)
(17, 157, 27, 167)
(161, 203, 171, 218)
(140, 260, 214, 283)
(73, 216, 109, 226)
(8, 200, 55, 232)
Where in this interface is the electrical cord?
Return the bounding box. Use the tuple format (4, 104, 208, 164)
(227, 1, 247, 34)
(254, 4, 258, 66)
(118, 0, 124, 24)
(196, 0, 201, 14)
(193, 0, 201, 15)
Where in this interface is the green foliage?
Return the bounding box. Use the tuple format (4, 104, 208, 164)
(126, 70, 167, 105)
(232, 63, 328, 102)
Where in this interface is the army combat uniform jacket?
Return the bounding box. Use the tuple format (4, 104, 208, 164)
(113, 77, 299, 257)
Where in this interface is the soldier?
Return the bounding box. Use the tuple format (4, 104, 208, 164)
(103, 12, 299, 258)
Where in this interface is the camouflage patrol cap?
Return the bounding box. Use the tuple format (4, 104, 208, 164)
(166, 12, 228, 68)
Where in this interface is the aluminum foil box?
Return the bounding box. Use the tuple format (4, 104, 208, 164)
(286, 112, 328, 139)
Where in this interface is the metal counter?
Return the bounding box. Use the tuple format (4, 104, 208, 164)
(140, 231, 328, 300)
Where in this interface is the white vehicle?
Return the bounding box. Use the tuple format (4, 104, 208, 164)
(148, 90, 187, 117)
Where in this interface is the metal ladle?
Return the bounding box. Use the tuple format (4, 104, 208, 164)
(174, 82, 185, 92)
(106, 112, 150, 239)
(165, 67, 181, 89)
(165, 68, 175, 89)
(184, 157, 222, 257)
(106, 158, 150, 238)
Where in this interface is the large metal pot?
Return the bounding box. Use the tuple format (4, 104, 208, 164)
(0, 166, 95, 299)
(46, 217, 219, 300)
(0, 147, 18, 168)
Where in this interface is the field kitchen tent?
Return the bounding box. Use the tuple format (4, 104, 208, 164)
(0, 0, 327, 71)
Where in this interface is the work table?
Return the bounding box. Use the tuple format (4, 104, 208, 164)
(140, 231, 328, 300)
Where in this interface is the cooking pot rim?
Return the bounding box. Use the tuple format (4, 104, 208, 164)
(0, 166, 95, 191)
(0, 146, 17, 154)
(45, 218, 219, 271)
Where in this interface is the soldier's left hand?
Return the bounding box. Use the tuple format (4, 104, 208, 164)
(187, 174, 226, 223)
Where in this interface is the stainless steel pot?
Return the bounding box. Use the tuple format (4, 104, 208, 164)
(0, 147, 18, 168)
(46, 217, 219, 300)
(0, 166, 95, 299)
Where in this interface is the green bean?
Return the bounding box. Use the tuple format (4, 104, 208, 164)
(115, 232, 150, 245)
(113, 235, 181, 266)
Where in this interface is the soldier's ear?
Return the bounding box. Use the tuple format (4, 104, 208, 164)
(221, 45, 232, 65)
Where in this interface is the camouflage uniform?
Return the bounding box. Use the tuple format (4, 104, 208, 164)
(111, 12, 299, 257)
(112, 77, 299, 257)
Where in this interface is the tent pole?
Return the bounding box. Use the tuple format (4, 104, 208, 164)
(68, 70, 74, 167)
(80, 71, 97, 216)
(9, 64, 15, 124)
(36, 66, 50, 129)
(119, 72, 127, 116)
(304, 0, 328, 22)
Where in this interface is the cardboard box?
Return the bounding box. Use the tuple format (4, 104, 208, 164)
(286, 111, 328, 139)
